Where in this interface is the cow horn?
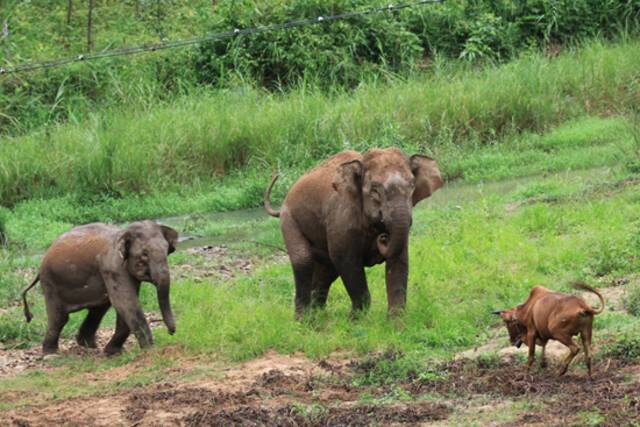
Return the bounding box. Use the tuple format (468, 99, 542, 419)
(492, 310, 503, 315)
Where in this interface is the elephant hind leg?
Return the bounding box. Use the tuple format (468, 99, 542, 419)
(311, 262, 338, 308)
(104, 312, 131, 355)
(43, 302, 69, 355)
(281, 214, 314, 319)
(76, 304, 110, 348)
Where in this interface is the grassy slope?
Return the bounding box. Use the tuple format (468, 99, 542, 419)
(1, 39, 640, 206)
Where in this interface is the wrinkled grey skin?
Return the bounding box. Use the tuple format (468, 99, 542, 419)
(264, 148, 443, 318)
(21, 221, 178, 355)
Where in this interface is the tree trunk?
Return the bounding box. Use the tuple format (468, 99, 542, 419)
(66, 0, 73, 25)
(87, 0, 95, 51)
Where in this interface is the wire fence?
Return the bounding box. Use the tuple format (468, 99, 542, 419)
(0, 0, 442, 75)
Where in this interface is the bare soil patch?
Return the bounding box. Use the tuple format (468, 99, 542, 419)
(173, 244, 287, 282)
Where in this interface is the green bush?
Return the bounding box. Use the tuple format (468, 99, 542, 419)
(0, 206, 8, 247)
(196, 0, 424, 89)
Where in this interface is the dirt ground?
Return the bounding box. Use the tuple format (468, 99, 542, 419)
(4, 351, 452, 426)
(4, 346, 640, 426)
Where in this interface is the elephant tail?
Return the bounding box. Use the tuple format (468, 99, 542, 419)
(264, 174, 281, 218)
(21, 274, 40, 323)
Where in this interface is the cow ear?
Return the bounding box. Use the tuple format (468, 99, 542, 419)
(410, 155, 443, 206)
(160, 225, 179, 255)
(333, 160, 363, 194)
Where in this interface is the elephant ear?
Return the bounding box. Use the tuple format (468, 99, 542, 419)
(332, 159, 363, 194)
(116, 230, 132, 261)
(160, 225, 179, 255)
(410, 154, 443, 206)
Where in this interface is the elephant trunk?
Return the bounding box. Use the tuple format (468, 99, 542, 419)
(382, 200, 412, 258)
(382, 199, 412, 314)
(151, 264, 176, 335)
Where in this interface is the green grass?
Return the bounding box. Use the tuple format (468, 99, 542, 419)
(161, 177, 640, 362)
(1, 38, 640, 206)
(0, 113, 638, 348)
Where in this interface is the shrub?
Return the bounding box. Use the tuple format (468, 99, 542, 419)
(604, 330, 640, 360)
(195, 0, 424, 89)
(624, 282, 640, 317)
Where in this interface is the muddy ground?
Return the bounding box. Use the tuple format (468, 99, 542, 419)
(4, 348, 640, 426)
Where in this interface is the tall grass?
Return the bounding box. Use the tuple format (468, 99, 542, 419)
(1, 39, 639, 206)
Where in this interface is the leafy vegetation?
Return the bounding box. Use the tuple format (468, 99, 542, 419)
(1, 0, 639, 134)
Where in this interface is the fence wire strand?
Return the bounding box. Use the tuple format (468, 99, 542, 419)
(0, 0, 442, 75)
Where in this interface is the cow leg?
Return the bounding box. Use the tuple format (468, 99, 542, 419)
(539, 340, 548, 369)
(526, 331, 536, 373)
(581, 329, 593, 379)
(557, 335, 581, 376)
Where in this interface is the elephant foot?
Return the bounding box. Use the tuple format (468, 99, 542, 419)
(76, 335, 98, 349)
(104, 345, 124, 356)
(42, 346, 59, 356)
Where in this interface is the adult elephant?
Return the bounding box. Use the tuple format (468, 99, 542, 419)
(21, 220, 178, 355)
(264, 148, 443, 317)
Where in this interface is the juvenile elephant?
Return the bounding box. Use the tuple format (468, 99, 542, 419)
(264, 148, 443, 317)
(21, 221, 178, 355)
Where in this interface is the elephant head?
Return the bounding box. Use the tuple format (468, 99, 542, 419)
(335, 147, 443, 311)
(117, 220, 178, 334)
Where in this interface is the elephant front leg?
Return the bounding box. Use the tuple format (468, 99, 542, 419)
(104, 312, 131, 355)
(103, 273, 153, 349)
(385, 246, 408, 315)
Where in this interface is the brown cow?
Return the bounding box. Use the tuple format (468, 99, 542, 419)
(494, 282, 604, 378)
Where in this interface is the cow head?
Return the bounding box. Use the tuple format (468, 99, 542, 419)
(493, 308, 527, 348)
